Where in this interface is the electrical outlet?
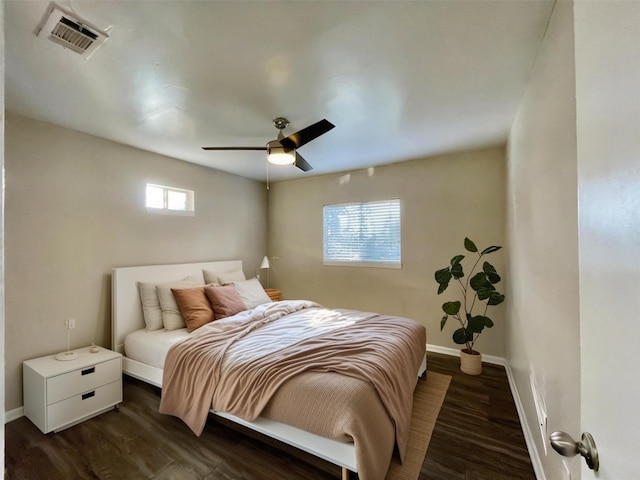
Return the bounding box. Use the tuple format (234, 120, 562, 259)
(66, 318, 76, 329)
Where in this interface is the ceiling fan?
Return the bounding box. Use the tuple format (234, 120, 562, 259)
(202, 117, 335, 172)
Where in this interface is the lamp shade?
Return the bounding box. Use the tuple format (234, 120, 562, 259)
(260, 256, 270, 269)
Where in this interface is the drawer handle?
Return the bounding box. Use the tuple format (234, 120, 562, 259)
(81, 367, 95, 376)
(82, 391, 95, 400)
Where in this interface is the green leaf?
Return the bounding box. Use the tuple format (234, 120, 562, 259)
(435, 267, 451, 284)
(450, 262, 464, 279)
(483, 261, 496, 273)
(484, 316, 494, 328)
(464, 238, 478, 253)
(440, 315, 448, 331)
(476, 287, 495, 300)
(468, 315, 486, 333)
(487, 292, 505, 306)
(483, 262, 502, 284)
(442, 301, 461, 315)
(435, 268, 452, 294)
(450, 255, 465, 266)
(470, 272, 492, 291)
(481, 245, 502, 255)
(486, 272, 501, 284)
(452, 328, 468, 344)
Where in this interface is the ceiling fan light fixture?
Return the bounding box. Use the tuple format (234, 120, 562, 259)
(267, 142, 295, 165)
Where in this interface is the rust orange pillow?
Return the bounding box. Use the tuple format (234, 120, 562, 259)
(171, 286, 214, 332)
(204, 285, 246, 319)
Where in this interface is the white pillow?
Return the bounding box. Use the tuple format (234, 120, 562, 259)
(155, 277, 199, 330)
(231, 278, 272, 309)
(138, 276, 197, 331)
(203, 268, 246, 285)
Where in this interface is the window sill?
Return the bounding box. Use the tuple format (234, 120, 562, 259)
(146, 207, 195, 217)
(323, 261, 402, 269)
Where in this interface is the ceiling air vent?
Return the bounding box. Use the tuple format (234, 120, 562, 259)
(35, 3, 109, 58)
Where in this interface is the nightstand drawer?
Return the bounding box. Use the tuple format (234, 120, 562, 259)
(47, 380, 122, 432)
(47, 357, 121, 405)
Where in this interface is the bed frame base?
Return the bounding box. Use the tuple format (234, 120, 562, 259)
(122, 356, 360, 471)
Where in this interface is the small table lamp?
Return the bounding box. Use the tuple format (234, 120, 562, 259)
(260, 256, 270, 287)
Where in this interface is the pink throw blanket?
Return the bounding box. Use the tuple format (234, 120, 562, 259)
(159, 300, 426, 465)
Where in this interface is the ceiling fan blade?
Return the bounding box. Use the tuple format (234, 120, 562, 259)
(294, 152, 313, 172)
(202, 146, 267, 151)
(280, 119, 335, 150)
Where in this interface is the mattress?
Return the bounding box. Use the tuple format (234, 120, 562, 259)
(124, 327, 189, 369)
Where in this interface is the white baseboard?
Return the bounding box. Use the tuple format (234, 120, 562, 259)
(426, 343, 506, 366)
(5, 407, 24, 424)
(426, 343, 544, 480)
(503, 363, 546, 480)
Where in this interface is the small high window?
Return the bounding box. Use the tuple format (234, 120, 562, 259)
(323, 199, 401, 268)
(146, 183, 195, 216)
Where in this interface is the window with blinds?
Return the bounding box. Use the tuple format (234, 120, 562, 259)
(323, 199, 401, 268)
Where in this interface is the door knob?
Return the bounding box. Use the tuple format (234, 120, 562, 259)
(549, 431, 599, 471)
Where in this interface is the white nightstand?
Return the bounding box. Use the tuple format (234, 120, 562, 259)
(23, 346, 122, 433)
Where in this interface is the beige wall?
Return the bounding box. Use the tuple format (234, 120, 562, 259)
(268, 147, 506, 356)
(506, 2, 581, 478)
(4, 113, 267, 411)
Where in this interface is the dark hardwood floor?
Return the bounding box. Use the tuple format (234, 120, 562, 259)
(423, 353, 535, 480)
(5, 352, 535, 480)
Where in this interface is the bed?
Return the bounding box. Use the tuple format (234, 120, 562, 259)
(112, 260, 427, 480)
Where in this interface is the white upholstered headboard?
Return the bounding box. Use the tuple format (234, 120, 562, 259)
(111, 260, 242, 354)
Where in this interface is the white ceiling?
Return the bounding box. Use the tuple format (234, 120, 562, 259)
(4, 0, 555, 182)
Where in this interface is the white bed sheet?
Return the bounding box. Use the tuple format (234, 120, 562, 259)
(124, 328, 189, 369)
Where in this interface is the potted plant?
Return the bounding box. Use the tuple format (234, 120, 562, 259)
(434, 238, 505, 375)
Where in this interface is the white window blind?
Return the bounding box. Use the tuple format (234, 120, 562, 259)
(323, 199, 401, 268)
(146, 183, 195, 216)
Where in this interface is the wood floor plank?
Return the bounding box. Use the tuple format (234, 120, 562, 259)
(5, 352, 535, 480)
